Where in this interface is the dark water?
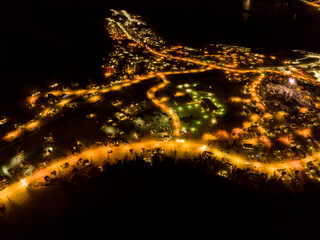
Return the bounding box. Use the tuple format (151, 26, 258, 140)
(115, 0, 320, 51)
(0, 0, 320, 103)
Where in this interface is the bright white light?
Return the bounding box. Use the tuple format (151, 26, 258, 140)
(176, 139, 185, 143)
(21, 179, 27, 187)
(288, 77, 296, 85)
(200, 145, 207, 151)
(313, 71, 320, 81)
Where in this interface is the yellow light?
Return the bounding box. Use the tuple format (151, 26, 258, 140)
(26, 95, 39, 105)
(263, 113, 273, 119)
(175, 92, 185, 97)
(87, 95, 101, 103)
(295, 128, 311, 138)
(277, 135, 293, 145)
(232, 157, 241, 164)
(250, 114, 259, 122)
(243, 121, 251, 129)
(230, 97, 242, 102)
(58, 99, 71, 106)
(232, 128, 244, 135)
(299, 107, 308, 114)
(200, 145, 207, 151)
(244, 138, 258, 145)
(21, 179, 27, 187)
(4, 129, 22, 141)
(25, 120, 40, 131)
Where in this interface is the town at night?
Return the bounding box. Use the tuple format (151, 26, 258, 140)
(2, 0, 320, 239)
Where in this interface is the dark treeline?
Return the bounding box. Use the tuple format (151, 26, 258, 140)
(2, 158, 320, 239)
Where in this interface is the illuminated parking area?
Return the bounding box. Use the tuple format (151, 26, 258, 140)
(174, 82, 225, 135)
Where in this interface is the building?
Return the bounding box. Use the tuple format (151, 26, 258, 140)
(201, 98, 218, 112)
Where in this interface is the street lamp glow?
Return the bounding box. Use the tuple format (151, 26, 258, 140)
(288, 77, 296, 85)
(200, 145, 207, 151)
(21, 179, 27, 187)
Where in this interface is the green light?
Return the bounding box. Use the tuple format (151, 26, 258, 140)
(188, 105, 192, 109)
(195, 104, 199, 107)
(196, 121, 201, 124)
(203, 115, 209, 119)
(191, 128, 196, 131)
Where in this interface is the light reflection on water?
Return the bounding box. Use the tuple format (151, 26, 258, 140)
(242, 0, 251, 23)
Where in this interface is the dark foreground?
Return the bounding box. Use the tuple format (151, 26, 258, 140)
(2, 159, 320, 240)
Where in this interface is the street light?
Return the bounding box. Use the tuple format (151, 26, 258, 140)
(288, 77, 296, 85)
(20, 179, 27, 187)
(200, 145, 207, 151)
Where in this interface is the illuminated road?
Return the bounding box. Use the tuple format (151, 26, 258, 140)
(300, 0, 320, 9)
(3, 9, 320, 212)
(147, 73, 181, 135)
(2, 134, 319, 209)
